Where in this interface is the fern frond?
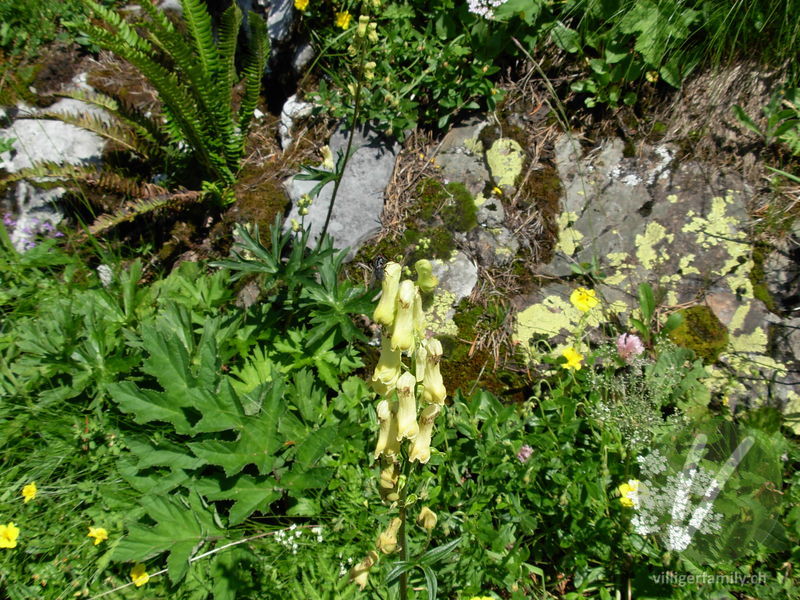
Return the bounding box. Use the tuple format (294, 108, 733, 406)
(81, 0, 157, 57)
(88, 190, 204, 235)
(180, 0, 220, 85)
(33, 110, 143, 155)
(237, 11, 269, 141)
(0, 161, 95, 192)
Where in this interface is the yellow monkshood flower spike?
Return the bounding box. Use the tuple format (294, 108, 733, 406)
(130, 563, 150, 587)
(570, 287, 599, 312)
(334, 11, 352, 29)
(561, 346, 584, 370)
(0, 522, 20, 548)
(294, 0, 309, 10)
(88, 527, 109, 545)
(21, 481, 37, 503)
(373, 262, 402, 326)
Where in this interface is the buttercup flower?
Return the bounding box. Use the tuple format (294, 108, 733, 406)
(570, 287, 599, 312)
(560, 346, 584, 370)
(294, 0, 309, 10)
(417, 506, 437, 532)
(617, 333, 645, 363)
(21, 482, 37, 503)
(618, 479, 641, 508)
(373, 261, 402, 326)
(130, 563, 149, 587)
(348, 551, 378, 589)
(334, 11, 352, 29)
(88, 527, 108, 546)
(376, 517, 402, 554)
(0, 522, 20, 549)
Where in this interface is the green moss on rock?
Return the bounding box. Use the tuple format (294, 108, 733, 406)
(415, 179, 477, 232)
(668, 305, 729, 364)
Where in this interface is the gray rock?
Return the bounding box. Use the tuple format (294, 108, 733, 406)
(278, 94, 314, 149)
(471, 225, 519, 267)
(430, 250, 478, 303)
(284, 123, 400, 258)
(267, 0, 294, 43)
(476, 194, 505, 227)
(292, 42, 315, 73)
(763, 235, 800, 312)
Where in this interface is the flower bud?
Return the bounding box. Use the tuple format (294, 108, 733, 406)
(414, 343, 427, 382)
(395, 372, 419, 441)
(421, 338, 446, 405)
(391, 280, 416, 352)
(376, 517, 402, 554)
(357, 14, 369, 37)
(408, 403, 440, 463)
(367, 22, 378, 43)
(374, 399, 401, 458)
(348, 551, 378, 589)
(414, 259, 438, 294)
(371, 336, 402, 396)
(378, 458, 400, 502)
(373, 262, 402, 326)
(417, 506, 437, 532)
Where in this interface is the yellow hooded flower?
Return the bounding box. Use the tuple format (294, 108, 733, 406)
(373, 262, 402, 326)
(417, 506, 437, 532)
(421, 338, 446, 404)
(371, 336, 402, 396)
(395, 372, 419, 441)
(391, 281, 416, 352)
(378, 458, 400, 502)
(374, 400, 401, 458)
(348, 551, 378, 589)
(569, 287, 599, 312)
(408, 404, 440, 463)
(376, 517, 402, 554)
(414, 259, 438, 294)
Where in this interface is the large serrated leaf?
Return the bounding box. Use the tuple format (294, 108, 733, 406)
(195, 474, 280, 525)
(294, 426, 338, 470)
(109, 381, 194, 434)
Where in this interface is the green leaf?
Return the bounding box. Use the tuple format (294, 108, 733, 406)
(637, 282, 656, 323)
(195, 474, 280, 525)
(295, 426, 338, 470)
(418, 538, 461, 566)
(661, 311, 684, 336)
(421, 565, 438, 600)
(109, 381, 194, 434)
(550, 22, 580, 53)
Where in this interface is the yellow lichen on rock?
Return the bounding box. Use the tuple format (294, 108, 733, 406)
(486, 138, 524, 187)
(635, 221, 673, 270)
(555, 211, 583, 255)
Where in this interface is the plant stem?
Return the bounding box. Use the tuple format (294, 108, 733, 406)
(317, 40, 366, 246)
(399, 457, 412, 600)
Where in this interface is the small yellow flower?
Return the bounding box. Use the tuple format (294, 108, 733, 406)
(618, 479, 640, 508)
(569, 287, 599, 312)
(645, 70, 659, 83)
(294, 0, 309, 10)
(0, 522, 20, 549)
(87, 527, 109, 546)
(21, 482, 37, 503)
(130, 563, 150, 587)
(417, 506, 437, 532)
(334, 11, 352, 29)
(561, 346, 584, 370)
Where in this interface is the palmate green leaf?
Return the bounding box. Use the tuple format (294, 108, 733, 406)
(109, 381, 194, 434)
(195, 474, 280, 525)
(127, 436, 207, 471)
(294, 425, 338, 470)
(188, 377, 284, 476)
(114, 493, 224, 583)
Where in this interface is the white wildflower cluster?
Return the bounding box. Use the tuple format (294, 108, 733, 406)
(466, 0, 506, 19)
(273, 523, 322, 555)
(629, 454, 724, 551)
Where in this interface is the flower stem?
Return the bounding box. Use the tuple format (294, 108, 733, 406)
(399, 458, 412, 600)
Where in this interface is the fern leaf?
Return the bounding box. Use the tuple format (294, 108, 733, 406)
(87, 190, 204, 235)
(179, 0, 220, 86)
(81, 0, 157, 57)
(33, 110, 142, 155)
(237, 11, 269, 141)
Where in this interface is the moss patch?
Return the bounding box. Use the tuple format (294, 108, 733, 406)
(415, 179, 477, 232)
(749, 241, 779, 314)
(669, 305, 729, 364)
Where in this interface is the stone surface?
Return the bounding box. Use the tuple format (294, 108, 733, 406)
(266, 0, 294, 43)
(763, 234, 800, 312)
(278, 94, 313, 149)
(430, 251, 478, 303)
(475, 194, 505, 227)
(284, 123, 399, 258)
(471, 225, 518, 267)
(1, 92, 107, 251)
(515, 133, 797, 411)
